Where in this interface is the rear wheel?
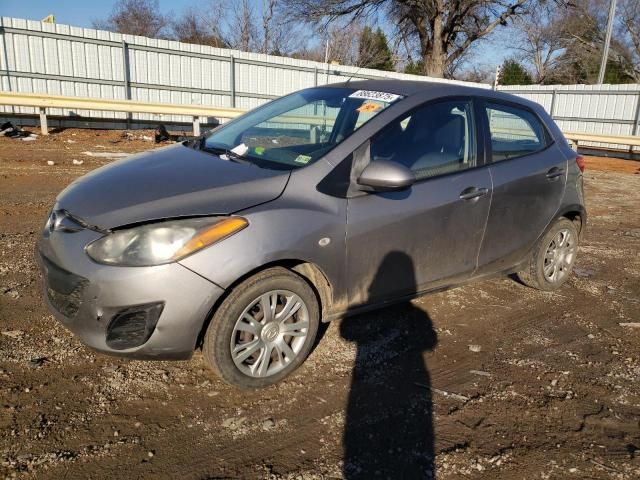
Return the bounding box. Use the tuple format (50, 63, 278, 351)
(202, 267, 319, 388)
(517, 218, 579, 291)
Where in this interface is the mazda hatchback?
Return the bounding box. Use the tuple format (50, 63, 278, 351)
(37, 80, 586, 388)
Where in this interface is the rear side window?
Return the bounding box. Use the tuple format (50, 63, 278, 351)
(485, 103, 548, 162)
(370, 100, 476, 180)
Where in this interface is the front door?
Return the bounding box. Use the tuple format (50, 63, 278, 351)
(345, 99, 492, 307)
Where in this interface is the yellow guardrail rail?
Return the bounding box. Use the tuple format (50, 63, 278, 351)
(0, 91, 244, 136)
(1, 92, 639, 151)
(563, 131, 640, 148)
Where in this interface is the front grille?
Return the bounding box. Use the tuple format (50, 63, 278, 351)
(40, 255, 88, 318)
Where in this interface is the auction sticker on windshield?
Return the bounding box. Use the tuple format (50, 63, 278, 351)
(349, 90, 402, 103)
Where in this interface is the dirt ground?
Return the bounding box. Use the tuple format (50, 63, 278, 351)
(1, 128, 639, 479)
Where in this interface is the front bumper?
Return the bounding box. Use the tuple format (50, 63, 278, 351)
(37, 228, 225, 360)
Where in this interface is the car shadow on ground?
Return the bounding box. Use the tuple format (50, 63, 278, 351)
(340, 251, 438, 479)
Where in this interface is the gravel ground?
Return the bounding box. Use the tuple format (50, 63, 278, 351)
(0, 128, 639, 479)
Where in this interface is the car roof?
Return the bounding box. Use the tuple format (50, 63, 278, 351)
(323, 79, 543, 112)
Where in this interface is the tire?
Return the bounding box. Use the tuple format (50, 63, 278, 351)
(202, 267, 319, 389)
(517, 217, 579, 291)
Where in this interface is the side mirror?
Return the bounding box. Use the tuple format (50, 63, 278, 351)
(357, 160, 415, 192)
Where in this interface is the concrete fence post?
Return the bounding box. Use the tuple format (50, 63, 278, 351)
(192, 116, 200, 137)
(39, 107, 48, 135)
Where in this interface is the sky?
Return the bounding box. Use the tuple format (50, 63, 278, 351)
(0, 0, 510, 73)
(0, 0, 199, 27)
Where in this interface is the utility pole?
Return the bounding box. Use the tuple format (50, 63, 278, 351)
(493, 65, 502, 90)
(597, 0, 617, 85)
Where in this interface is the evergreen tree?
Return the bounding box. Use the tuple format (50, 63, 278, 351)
(404, 60, 424, 75)
(499, 58, 533, 85)
(358, 27, 395, 71)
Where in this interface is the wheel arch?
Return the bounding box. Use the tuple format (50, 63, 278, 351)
(194, 259, 334, 350)
(557, 204, 587, 239)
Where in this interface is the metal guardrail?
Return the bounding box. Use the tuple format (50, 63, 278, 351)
(0, 91, 244, 135)
(563, 131, 640, 148)
(1, 92, 639, 151)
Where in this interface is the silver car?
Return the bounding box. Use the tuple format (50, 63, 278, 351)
(37, 80, 586, 388)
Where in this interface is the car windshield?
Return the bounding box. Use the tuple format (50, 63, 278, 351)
(202, 87, 403, 170)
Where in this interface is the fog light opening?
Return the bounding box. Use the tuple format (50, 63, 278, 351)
(106, 302, 164, 350)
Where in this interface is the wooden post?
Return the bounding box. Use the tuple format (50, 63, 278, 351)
(39, 107, 48, 135)
(192, 116, 200, 137)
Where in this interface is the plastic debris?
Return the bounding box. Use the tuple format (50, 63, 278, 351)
(154, 124, 171, 143)
(0, 121, 34, 139)
(82, 151, 129, 159)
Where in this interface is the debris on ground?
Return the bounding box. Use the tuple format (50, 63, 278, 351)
(1, 130, 639, 479)
(0, 121, 38, 140)
(155, 124, 171, 143)
(82, 151, 130, 159)
(1, 330, 25, 339)
(154, 123, 199, 144)
(469, 370, 492, 377)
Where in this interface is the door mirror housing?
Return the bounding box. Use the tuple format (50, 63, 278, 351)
(357, 160, 415, 192)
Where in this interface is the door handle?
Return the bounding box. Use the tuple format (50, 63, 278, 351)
(546, 167, 565, 179)
(459, 186, 489, 201)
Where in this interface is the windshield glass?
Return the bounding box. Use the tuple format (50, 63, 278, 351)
(203, 87, 403, 169)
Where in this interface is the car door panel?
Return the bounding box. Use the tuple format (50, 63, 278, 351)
(476, 101, 568, 274)
(346, 169, 492, 307)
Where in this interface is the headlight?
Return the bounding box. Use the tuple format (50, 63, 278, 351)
(86, 217, 248, 266)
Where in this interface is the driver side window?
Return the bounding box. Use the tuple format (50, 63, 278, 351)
(370, 100, 476, 180)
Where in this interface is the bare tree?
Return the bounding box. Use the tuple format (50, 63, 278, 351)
(283, 0, 532, 78)
(171, 5, 229, 47)
(93, 0, 171, 38)
(262, 0, 277, 54)
(511, 2, 566, 83)
(456, 64, 495, 83)
(230, 0, 258, 51)
(560, 0, 640, 82)
(617, 0, 640, 79)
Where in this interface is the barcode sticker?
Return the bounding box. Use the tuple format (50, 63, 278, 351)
(349, 90, 402, 103)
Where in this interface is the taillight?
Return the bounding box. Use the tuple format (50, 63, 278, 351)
(575, 155, 585, 172)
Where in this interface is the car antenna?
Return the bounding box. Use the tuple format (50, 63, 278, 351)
(345, 63, 366, 85)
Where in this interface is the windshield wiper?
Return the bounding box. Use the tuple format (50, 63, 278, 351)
(200, 145, 257, 166)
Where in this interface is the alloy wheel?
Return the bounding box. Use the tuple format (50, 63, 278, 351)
(230, 290, 310, 378)
(543, 228, 576, 283)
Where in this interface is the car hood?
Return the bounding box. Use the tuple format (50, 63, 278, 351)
(56, 143, 290, 229)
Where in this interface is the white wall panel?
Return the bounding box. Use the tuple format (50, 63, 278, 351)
(0, 15, 637, 151)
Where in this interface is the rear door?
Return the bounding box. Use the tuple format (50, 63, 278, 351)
(345, 98, 492, 307)
(476, 100, 568, 273)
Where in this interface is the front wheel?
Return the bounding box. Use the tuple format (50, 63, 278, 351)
(202, 267, 319, 388)
(517, 218, 579, 291)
